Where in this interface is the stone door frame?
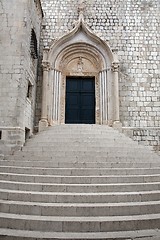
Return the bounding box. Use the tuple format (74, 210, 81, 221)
(39, 16, 121, 131)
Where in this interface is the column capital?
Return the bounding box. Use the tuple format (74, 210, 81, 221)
(42, 61, 51, 71)
(111, 61, 119, 72)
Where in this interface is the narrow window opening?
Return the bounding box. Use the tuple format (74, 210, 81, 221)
(30, 29, 38, 59)
(27, 81, 33, 100)
(25, 128, 30, 140)
(0, 131, 2, 140)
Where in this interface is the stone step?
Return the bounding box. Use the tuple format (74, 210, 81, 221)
(37, 129, 117, 133)
(25, 138, 136, 144)
(30, 136, 135, 143)
(0, 212, 160, 232)
(30, 133, 133, 138)
(0, 200, 160, 217)
(6, 155, 160, 162)
(1, 160, 160, 168)
(1, 189, 160, 203)
(21, 144, 149, 151)
(24, 143, 139, 149)
(1, 166, 160, 175)
(40, 129, 119, 136)
(21, 146, 147, 153)
(35, 126, 122, 133)
(0, 228, 160, 240)
(34, 130, 127, 134)
(34, 124, 129, 129)
(1, 172, 160, 184)
(1, 180, 160, 192)
(37, 124, 112, 130)
(12, 151, 156, 160)
(36, 132, 127, 137)
(26, 139, 136, 147)
(1, 124, 160, 238)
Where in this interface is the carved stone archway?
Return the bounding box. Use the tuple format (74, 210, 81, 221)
(39, 13, 121, 131)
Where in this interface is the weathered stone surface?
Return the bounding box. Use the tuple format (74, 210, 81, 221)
(0, 0, 159, 150)
(0, 124, 160, 239)
(0, 0, 43, 150)
(37, 0, 159, 149)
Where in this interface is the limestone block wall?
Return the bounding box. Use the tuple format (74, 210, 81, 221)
(0, 0, 43, 152)
(38, 0, 159, 150)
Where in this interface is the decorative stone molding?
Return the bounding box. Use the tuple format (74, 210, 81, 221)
(77, 57, 84, 72)
(39, 8, 121, 130)
(111, 49, 119, 72)
(42, 61, 51, 71)
(111, 61, 119, 72)
(34, 0, 44, 18)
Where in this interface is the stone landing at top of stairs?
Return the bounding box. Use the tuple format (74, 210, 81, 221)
(0, 124, 160, 240)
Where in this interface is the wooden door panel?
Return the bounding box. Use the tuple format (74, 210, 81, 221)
(65, 77, 95, 124)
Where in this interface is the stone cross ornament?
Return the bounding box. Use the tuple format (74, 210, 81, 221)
(78, 0, 85, 14)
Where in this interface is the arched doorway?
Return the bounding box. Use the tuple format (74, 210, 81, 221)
(39, 15, 120, 131)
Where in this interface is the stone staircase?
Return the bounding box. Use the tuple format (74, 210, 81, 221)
(0, 124, 160, 240)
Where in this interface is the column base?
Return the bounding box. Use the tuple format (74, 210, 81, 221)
(113, 121, 122, 132)
(39, 119, 48, 132)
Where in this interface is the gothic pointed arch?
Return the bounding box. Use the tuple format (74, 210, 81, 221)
(39, 15, 120, 130)
(48, 15, 116, 69)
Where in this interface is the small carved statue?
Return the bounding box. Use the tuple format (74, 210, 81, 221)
(77, 57, 84, 72)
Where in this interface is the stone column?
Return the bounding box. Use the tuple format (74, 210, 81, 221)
(52, 69, 61, 124)
(99, 71, 103, 124)
(112, 61, 122, 130)
(39, 61, 50, 132)
(99, 70, 108, 124)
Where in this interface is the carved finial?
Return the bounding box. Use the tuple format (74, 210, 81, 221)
(78, 0, 85, 21)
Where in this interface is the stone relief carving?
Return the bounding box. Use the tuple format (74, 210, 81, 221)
(111, 49, 119, 72)
(42, 61, 51, 71)
(111, 62, 119, 72)
(77, 57, 84, 72)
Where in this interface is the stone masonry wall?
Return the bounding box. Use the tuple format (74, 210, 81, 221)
(0, 0, 42, 153)
(38, 0, 159, 150)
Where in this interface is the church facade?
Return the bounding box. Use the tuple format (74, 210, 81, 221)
(0, 0, 159, 154)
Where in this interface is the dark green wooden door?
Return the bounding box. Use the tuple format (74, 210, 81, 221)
(65, 77, 95, 124)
